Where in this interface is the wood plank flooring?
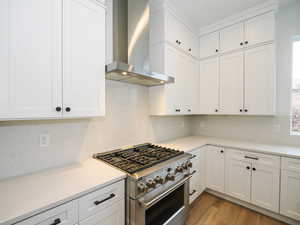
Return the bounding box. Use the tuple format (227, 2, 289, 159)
(186, 193, 288, 225)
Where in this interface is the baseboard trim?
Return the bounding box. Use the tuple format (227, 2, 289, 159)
(205, 189, 300, 225)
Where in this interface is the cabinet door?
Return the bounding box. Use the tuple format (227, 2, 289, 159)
(79, 200, 125, 225)
(225, 159, 251, 202)
(199, 31, 219, 59)
(251, 164, 280, 212)
(280, 170, 300, 221)
(244, 44, 275, 115)
(199, 58, 219, 114)
(63, 0, 105, 118)
(189, 149, 205, 203)
(164, 45, 184, 114)
(244, 12, 275, 47)
(0, 0, 62, 120)
(181, 55, 199, 114)
(220, 52, 244, 114)
(205, 146, 225, 193)
(220, 22, 244, 53)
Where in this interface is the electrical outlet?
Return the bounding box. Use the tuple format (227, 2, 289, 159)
(40, 134, 50, 147)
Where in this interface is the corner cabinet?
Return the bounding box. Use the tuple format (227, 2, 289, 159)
(149, 43, 199, 115)
(0, 0, 105, 120)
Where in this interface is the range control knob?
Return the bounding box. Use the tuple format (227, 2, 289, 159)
(165, 173, 175, 182)
(146, 179, 156, 189)
(175, 166, 184, 173)
(137, 183, 147, 193)
(154, 176, 164, 184)
(187, 162, 193, 168)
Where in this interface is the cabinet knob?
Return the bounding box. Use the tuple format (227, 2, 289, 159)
(215, 109, 218, 112)
(179, 41, 182, 45)
(188, 109, 191, 112)
(240, 109, 243, 112)
(176, 40, 179, 44)
(215, 49, 219, 52)
(240, 42, 243, 46)
(245, 41, 248, 45)
(188, 48, 192, 52)
(220, 150, 224, 154)
(65, 107, 71, 112)
(244, 109, 248, 113)
(246, 166, 250, 170)
(56, 106, 62, 112)
(175, 109, 181, 112)
(50, 219, 61, 225)
(252, 168, 256, 171)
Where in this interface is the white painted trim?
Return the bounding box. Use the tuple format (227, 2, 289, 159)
(198, 0, 278, 36)
(150, 0, 198, 35)
(205, 189, 300, 225)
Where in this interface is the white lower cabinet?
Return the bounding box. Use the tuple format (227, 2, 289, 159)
(280, 158, 300, 221)
(79, 200, 124, 225)
(225, 148, 280, 213)
(15, 201, 78, 225)
(189, 148, 205, 204)
(251, 164, 279, 212)
(205, 145, 225, 193)
(225, 158, 251, 202)
(16, 180, 125, 225)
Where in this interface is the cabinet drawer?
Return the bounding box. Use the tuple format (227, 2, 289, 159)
(226, 148, 280, 169)
(78, 180, 125, 220)
(79, 200, 124, 225)
(282, 157, 300, 172)
(16, 201, 77, 225)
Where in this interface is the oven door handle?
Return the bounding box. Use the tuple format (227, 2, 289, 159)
(139, 175, 192, 209)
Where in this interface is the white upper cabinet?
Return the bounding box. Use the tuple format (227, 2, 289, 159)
(0, 0, 62, 120)
(244, 12, 275, 47)
(149, 43, 199, 115)
(220, 23, 244, 53)
(150, 7, 199, 58)
(63, 0, 105, 117)
(199, 31, 219, 59)
(199, 58, 219, 114)
(244, 44, 275, 115)
(219, 52, 244, 114)
(0, 0, 105, 120)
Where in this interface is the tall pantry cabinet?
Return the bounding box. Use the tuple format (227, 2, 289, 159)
(0, 0, 106, 120)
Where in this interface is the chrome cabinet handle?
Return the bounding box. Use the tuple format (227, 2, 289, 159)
(94, 193, 115, 206)
(189, 190, 196, 196)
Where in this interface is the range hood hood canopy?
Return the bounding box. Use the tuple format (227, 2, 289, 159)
(105, 0, 175, 87)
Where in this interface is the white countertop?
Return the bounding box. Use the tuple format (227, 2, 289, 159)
(1, 136, 300, 225)
(159, 136, 300, 159)
(0, 159, 126, 225)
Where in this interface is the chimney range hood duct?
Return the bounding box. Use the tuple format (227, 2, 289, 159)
(105, 0, 175, 86)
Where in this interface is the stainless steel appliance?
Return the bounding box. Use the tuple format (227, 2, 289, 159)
(106, 0, 175, 87)
(93, 143, 193, 225)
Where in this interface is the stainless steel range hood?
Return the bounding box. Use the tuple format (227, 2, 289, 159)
(105, 0, 175, 87)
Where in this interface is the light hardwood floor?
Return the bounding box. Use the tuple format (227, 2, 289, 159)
(186, 193, 288, 225)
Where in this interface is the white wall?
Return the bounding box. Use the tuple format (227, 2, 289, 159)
(192, 1, 300, 146)
(0, 80, 192, 180)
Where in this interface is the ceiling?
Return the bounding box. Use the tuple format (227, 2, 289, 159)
(169, 0, 296, 30)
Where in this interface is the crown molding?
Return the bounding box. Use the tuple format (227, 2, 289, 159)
(198, 0, 279, 36)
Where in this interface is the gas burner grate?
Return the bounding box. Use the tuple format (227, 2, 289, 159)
(94, 144, 183, 174)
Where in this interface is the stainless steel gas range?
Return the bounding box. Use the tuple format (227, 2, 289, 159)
(93, 143, 193, 225)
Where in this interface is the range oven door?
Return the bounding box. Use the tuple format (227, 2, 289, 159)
(128, 175, 191, 225)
